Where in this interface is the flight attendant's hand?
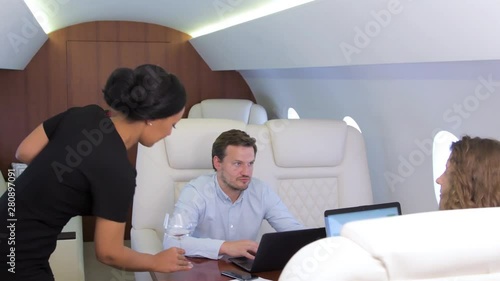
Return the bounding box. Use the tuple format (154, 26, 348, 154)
(154, 247, 193, 272)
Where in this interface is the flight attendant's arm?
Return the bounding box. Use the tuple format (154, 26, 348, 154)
(94, 217, 192, 273)
(15, 124, 48, 164)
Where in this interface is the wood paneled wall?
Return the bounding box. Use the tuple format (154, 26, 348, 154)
(0, 21, 255, 241)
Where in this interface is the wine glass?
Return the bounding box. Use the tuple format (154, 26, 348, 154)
(164, 211, 192, 249)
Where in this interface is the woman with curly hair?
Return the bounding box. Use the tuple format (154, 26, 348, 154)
(437, 135, 500, 210)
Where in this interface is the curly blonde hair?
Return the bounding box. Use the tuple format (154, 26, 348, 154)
(440, 136, 500, 210)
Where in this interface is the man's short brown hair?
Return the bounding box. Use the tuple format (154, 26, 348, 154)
(211, 129, 257, 170)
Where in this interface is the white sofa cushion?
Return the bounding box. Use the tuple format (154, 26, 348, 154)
(342, 207, 500, 280)
(280, 236, 388, 281)
(281, 207, 500, 281)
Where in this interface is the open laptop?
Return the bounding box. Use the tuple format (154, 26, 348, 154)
(324, 202, 402, 237)
(229, 227, 326, 272)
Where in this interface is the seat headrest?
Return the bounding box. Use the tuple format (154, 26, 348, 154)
(188, 99, 268, 124)
(267, 119, 347, 168)
(165, 119, 247, 169)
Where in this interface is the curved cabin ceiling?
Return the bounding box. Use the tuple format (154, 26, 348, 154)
(0, 0, 47, 70)
(192, 0, 500, 70)
(0, 0, 312, 70)
(2, 0, 500, 70)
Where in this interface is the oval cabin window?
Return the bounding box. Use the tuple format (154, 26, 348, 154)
(288, 107, 300, 119)
(343, 116, 362, 133)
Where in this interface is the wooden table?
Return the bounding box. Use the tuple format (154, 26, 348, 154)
(151, 257, 281, 281)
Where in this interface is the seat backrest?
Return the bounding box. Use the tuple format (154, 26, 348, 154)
(132, 118, 373, 240)
(188, 99, 268, 124)
(248, 119, 373, 230)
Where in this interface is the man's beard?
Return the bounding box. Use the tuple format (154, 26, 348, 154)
(222, 173, 250, 191)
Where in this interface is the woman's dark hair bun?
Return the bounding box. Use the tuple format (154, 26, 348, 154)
(102, 64, 186, 121)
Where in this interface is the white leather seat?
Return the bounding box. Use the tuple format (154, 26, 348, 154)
(131, 118, 373, 281)
(188, 99, 268, 124)
(280, 207, 500, 281)
(49, 217, 85, 281)
(0, 172, 6, 194)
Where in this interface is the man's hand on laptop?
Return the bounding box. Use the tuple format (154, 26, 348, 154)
(220, 240, 259, 259)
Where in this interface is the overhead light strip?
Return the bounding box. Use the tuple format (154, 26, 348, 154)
(23, 0, 60, 34)
(190, 0, 315, 38)
(24, 0, 315, 36)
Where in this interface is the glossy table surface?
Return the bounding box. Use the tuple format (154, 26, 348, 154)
(151, 257, 281, 281)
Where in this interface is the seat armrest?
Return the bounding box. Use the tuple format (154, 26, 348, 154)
(131, 228, 164, 281)
(49, 216, 85, 281)
(57, 231, 76, 240)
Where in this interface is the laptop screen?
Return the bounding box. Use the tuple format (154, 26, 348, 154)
(324, 202, 401, 237)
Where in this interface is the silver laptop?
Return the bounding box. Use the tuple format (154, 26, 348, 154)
(324, 202, 402, 237)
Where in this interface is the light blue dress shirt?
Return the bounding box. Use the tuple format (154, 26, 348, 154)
(163, 173, 304, 259)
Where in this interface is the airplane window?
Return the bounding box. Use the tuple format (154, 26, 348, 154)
(288, 108, 300, 119)
(432, 131, 458, 206)
(343, 116, 362, 133)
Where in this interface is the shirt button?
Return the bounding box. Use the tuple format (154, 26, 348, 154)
(230, 225, 234, 228)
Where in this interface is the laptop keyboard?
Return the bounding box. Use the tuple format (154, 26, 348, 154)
(231, 257, 254, 268)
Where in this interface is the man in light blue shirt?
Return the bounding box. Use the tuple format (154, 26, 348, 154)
(163, 129, 304, 260)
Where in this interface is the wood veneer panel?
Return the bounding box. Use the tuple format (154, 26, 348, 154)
(0, 21, 255, 242)
(0, 70, 27, 175)
(117, 22, 148, 42)
(45, 31, 69, 116)
(67, 41, 100, 108)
